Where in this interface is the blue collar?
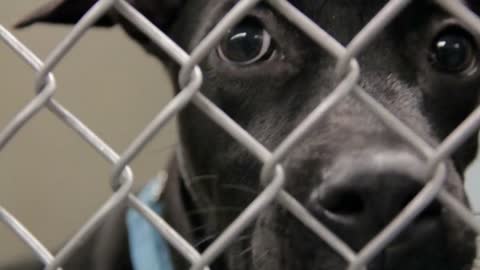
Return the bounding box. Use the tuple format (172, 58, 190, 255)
(126, 179, 174, 270)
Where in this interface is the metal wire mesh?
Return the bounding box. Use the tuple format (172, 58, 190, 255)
(1, 0, 480, 269)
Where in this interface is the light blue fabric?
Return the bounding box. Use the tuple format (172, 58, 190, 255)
(127, 179, 174, 270)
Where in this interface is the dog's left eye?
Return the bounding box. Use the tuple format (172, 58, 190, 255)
(217, 18, 276, 65)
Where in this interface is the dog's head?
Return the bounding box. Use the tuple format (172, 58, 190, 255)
(19, 1, 480, 269)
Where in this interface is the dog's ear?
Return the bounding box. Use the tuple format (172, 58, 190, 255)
(15, 0, 115, 28)
(15, 0, 185, 30)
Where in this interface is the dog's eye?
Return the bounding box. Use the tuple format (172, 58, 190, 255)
(429, 29, 477, 73)
(217, 19, 276, 65)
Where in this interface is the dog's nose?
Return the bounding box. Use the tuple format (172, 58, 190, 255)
(309, 151, 442, 227)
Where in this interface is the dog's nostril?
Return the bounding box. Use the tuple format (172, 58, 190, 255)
(316, 151, 431, 225)
(322, 190, 365, 216)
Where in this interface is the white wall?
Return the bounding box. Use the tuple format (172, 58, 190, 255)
(0, 1, 175, 265)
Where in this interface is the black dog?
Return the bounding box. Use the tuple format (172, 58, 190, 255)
(4, 1, 480, 270)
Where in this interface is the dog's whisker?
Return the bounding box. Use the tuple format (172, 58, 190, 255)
(187, 174, 219, 184)
(193, 233, 252, 249)
(238, 245, 254, 257)
(252, 248, 278, 267)
(193, 234, 218, 248)
(187, 223, 210, 235)
(231, 234, 252, 243)
(185, 206, 245, 216)
(187, 225, 253, 241)
(220, 183, 259, 195)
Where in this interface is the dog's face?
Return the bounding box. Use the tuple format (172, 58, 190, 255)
(20, 1, 480, 269)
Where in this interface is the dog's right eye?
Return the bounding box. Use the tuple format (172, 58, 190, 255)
(428, 28, 477, 74)
(217, 18, 276, 65)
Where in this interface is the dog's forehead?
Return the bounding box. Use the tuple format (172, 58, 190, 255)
(223, 0, 387, 10)
(287, 0, 387, 14)
(204, 0, 423, 40)
(200, 0, 413, 45)
(285, 0, 390, 33)
(221, 0, 390, 19)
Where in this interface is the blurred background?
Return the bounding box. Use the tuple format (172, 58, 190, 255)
(1, 0, 480, 266)
(0, 0, 176, 265)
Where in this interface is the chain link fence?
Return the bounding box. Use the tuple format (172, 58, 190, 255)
(2, 0, 480, 269)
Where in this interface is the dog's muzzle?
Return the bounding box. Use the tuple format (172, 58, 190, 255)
(307, 151, 442, 248)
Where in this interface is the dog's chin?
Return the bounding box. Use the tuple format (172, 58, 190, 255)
(371, 223, 475, 270)
(238, 213, 476, 270)
(243, 244, 474, 270)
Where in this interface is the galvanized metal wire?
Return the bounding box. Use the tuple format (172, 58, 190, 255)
(1, 0, 480, 269)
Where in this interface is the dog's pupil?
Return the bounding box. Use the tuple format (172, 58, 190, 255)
(220, 19, 267, 63)
(431, 31, 473, 72)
